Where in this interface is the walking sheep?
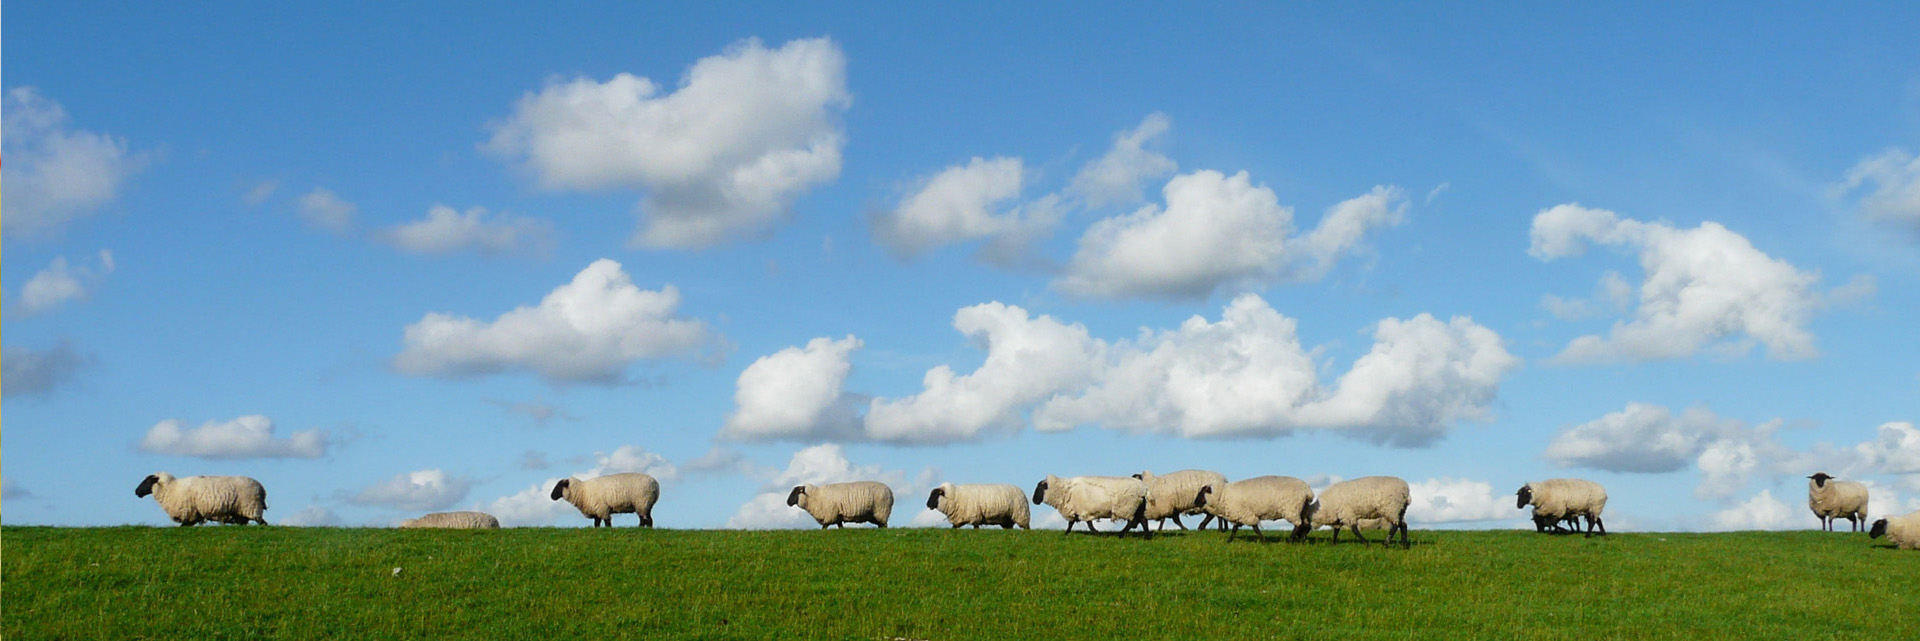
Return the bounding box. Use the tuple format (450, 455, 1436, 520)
(1301, 476, 1411, 548)
(1869, 510, 1920, 550)
(400, 511, 501, 529)
(551, 473, 660, 528)
(1517, 478, 1609, 537)
(1807, 472, 1869, 532)
(1133, 469, 1227, 531)
(1031, 474, 1151, 538)
(788, 481, 894, 528)
(1193, 475, 1314, 542)
(926, 482, 1030, 529)
(134, 473, 268, 526)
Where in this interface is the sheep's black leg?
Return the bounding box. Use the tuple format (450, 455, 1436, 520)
(1064, 520, 1076, 535)
(1227, 524, 1239, 542)
(1170, 514, 1188, 530)
(1349, 524, 1369, 545)
(1252, 524, 1266, 543)
(1594, 517, 1607, 536)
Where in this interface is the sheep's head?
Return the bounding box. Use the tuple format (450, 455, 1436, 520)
(1515, 484, 1534, 509)
(1300, 500, 1322, 525)
(1031, 479, 1049, 505)
(135, 474, 162, 498)
(1808, 472, 1833, 488)
(926, 486, 947, 510)
(1870, 519, 1889, 539)
(786, 486, 808, 507)
(1193, 485, 1213, 509)
(549, 479, 571, 501)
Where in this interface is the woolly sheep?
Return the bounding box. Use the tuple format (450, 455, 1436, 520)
(926, 482, 1030, 529)
(1192, 475, 1313, 543)
(1133, 469, 1227, 531)
(1869, 510, 1920, 550)
(788, 481, 894, 529)
(400, 511, 501, 529)
(1301, 476, 1410, 547)
(1516, 478, 1609, 537)
(1807, 472, 1868, 532)
(550, 473, 660, 528)
(1031, 474, 1151, 538)
(134, 473, 268, 526)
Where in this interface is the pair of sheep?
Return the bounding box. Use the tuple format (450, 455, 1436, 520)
(1195, 475, 1412, 547)
(1516, 478, 1608, 537)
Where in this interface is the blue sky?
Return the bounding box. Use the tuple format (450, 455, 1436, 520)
(5, 4, 1918, 530)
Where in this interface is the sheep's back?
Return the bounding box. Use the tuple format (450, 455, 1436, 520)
(1316, 476, 1410, 524)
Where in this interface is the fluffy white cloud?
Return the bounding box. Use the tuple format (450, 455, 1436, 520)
(18, 251, 115, 316)
(1711, 490, 1798, 531)
(1406, 478, 1517, 524)
(281, 505, 342, 527)
(393, 259, 717, 384)
(1059, 171, 1405, 300)
(1546, 403, 1737, 473)
(1529, 205, 1838, 362)
(584, 444, 680, 481)
(865, 304, 1102, 444)
(296, 188, 357, 234)
(1, 342, 92, 399)
(722, 336, 864, 441)
(138, 415, 331, 460)
(485, 37, 849, 248)
(347, 469, 473, 512)
(377, 205, 554, 257)
(1069, 112, 1177, 209)
(243, 180, 280, 206)
(1836, 148, 1920, 233)
(1, 87, 147, 239)
(872, 156, 1029, 256)
(725, 444, 936, 529)
(483, 480, 577, 527)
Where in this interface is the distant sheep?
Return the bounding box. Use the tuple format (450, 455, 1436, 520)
(1807, 472, 1868, 532)
(1869, 510, 1920, 550)
(400, 511, 501, 529)
(926, 482, 1029, 529)
(1301, 476, 1410, 547)
(1517, 478, 1609, 537)
(1032, 474, 1151, 538)
(1193, 475, 1313, 542)
(551, 473, 660, 528)
(134, 473, 268, 526)
(1134, 469, 1227, 531)
(788, 481, 894, 529)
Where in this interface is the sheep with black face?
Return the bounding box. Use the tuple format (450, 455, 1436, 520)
(550, 473, 659, 528)
(135, 473, 269, 526)
(1031, 474, 1151, 538)
(788, 481, 894, 529)
(926, 482, 1029, 529)
(1517, 478, 1608, 537)
(1806, 472, 1868, 532)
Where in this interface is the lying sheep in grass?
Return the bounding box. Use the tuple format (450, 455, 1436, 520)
(135, 473, 269, 526)
(1301, 476, 1410, 547)
(1193, 475, 1313, 542)
(789, 481, 894, 528)
(1869, 510, 1920, 550)
(400, 511, 501, 529)
(926, 482, 1029, 529)
(1032, 474, 1151, 538)
(1517, 478, 1608, 537)
(1134, 469, 1227, 531)
(551, 473, 659, 528)
(1807, 472, 1869, 532)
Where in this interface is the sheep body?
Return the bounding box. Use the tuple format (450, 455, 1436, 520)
(1517, 478, 1609, 537)
(551, 473, 660, 528)
(1032, 474, 1151, 537)
(1195, 475, 1313, 542)
(400, 511, 501, 529)
(926, 482, 1030, 529)
(1135, 469, 1227, 531)
(788, 481, 894, 528)
(134, 473, 268, 526)
(1806, 473, 1869, 532)
(1303, 476, 1410, 547)
(1870, 510, 1920, 550)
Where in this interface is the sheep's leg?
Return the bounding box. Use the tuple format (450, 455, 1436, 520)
(1196, 514, 1214, 531)
(1593, 517, 1607, 536)
(1064, 520, 1077, 535)
(1170, 514, 1188, 530)
(1348, 523, 1369, 544)
(1330, 527, 1339, 543)
(1227, 524, 1239, 542)
(1251, 524, 1266, 543)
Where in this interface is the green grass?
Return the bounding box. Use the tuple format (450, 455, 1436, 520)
(3, 526, 1916, 640)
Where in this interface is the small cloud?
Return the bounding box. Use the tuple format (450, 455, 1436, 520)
(138, 414, 332, 460)
(376, 205, 554, 257)
(297, 188, 357, 235)
(345, 469, 473, 512)
(281, 505, 342, 527)
(17, 250, 116, 316)
(2, 87, 151, 240)
(2, 341, 94, 399)
(243, 180, 280, 206)
(1424, 182, 1451, 204)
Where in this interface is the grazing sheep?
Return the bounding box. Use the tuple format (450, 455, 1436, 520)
(1192, 475, 1313, 542)
(1869, 510, 1920, 550)
(400, 511, 501, 529)
(1807, 472, 1869, 532)
(550, 473, 660, 528)
(134, 473, 268, 526)
(926, 482, 1030, 529)
(788, 481, 894, 529)
(1133, 469, 1227, 531)
(1517, 478, 1609, 537)
(1031, 474, 1151, 538)
(1301, 476, 1411, 548)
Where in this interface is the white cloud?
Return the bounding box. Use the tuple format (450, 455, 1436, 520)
(1068, 112, 1176, 209)
(296, 188, 357, 234)
(1058, 171, 1405, 300)
(1836, 148, 1920, 234)
(865, 304, 1102, 444)
(584, 444, 679, 481)
(1, 342, 92, 399)
(484, 480, 576, 526)
(18, 251, 115, 316)
(484, 37, 849, 248)
(872, 156, 1029, 256)
(1, 87, 147, 239)
(1546, 403, 1737, 474)
(725, 444, 935, 529)
(347, 469, 473, 512)
(376, 205, 554, 257)
(138, 415, 331, 460)
(393, 259, 717, 384)
(1406, 477, 1516, 524)
(1711, 489, 1798, 531)
(722, 336, 864, 441)
(281, 505, 342, 527)
(243, 180, 280, 206)
(1540, 271, 1631, 320)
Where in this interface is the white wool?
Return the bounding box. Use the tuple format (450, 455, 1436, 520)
(791, 481, 894, 528)
(554, 473, 660, 527)
(1136, 469, 1227, 528)
(1872, 510, 1920, 550)
(400, 511, 501, 529)
(1035, 474, 1150, 535)
(927, 482, 1030, 529)
(1303, 475, 1411, 546)
(1519, 478, 1608, 536)
(1200, 475, 1313, 541)
(1807, 473, 1869, 532)
(137, 472, 269, 526)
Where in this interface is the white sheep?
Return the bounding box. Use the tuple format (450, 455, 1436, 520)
(1869, 510, 1920, 550)
(1193, 475, 1314, 542)
(550, 473, 660, 528)
(1301, 476, 1410, 547)
(399, 511, 501, 529)
(1807, 472, 1869, 532)
(787, 481, 894, 529)
(926, 482, 1030, 529)
(1516, 478, 1609, 537)
(134, 473, 268, 526)
(1031, 474, 1152, 538)
(1133, 469, 1227, 531)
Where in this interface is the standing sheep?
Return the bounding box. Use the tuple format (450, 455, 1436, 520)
(1516, 478, 1609, 537)
(1133, 469, 1227, 531)
(1031, 474, 1151, 538)
(1192, 475, 1314, 542)
(1300, 476, 1411, 548)
(400, 511, 501, 529)
(1869, 510, 1920, 550)
(134, 473, 269, 526)
(550, 473, 660, 528)
(926, 482, 1030, 529)
(788, 481, 894, 528)
(1807, 472, 1869, 532)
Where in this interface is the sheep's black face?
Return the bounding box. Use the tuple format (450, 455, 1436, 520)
(1870, 519, 1888, 538)
(135, 475, 159, 498)
(1193, 485, 1212, 508)
(1515, 486, 1533, 509)
(786, 486, 806, 507)
(926, 488, 945, 510)
(1031, 480, 1048, 505)
(1130, 473, 1143, 480)
(1808, 472, 1832, 488)
(549, 479, 569, 501)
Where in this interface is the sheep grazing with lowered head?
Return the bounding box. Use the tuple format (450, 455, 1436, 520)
(1517, 478, 1609, 537)
(1032, 474, 1151, 538)
(135, 473, 269, 526)
(1869, 510, 1920, 550)
(926, 482, 1030, 529)
(1806, 472, 1868, 532)
(789, 481, 894, 528)
(551, 473, 660, 528)
(1192, 475, 1314, 543)
(400, 511, 501, 529)
(1301, 476, 1411, 548)
(1133, 469, 1227, 531)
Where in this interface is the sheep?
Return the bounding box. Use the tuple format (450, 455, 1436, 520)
(1300, 476, 1411, 548)
(1133, 469, 1227, 531)
(788, 481, 894, 529)
(1806, 472, 1869, 532)
(134, 473, 269, 526)
(399, 511, 501, 529)
(1031, 474, 1151, 538)
(926, 482, 1030, 529)
(550, 473, 660, 528)
(1191, 475, 1313, 543)
(1869, 510, 1920, 550)
(1516, 478, 1609, 537)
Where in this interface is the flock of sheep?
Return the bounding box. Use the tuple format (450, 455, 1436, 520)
(131, 468, 1917, 549)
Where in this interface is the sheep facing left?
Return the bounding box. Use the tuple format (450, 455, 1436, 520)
(788, 481, 895, 528)
(551, 473, 660, 528)
(134, 472, 269, 526)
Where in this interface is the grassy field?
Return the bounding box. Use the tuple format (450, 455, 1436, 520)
(3, 525, 1915, 640)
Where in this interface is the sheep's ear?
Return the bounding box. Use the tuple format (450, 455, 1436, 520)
(1032, 480, 1048, 505)
(549, 479, 569, 501)
(786, 486, 806, 507)
(135, 475, 159, 498)
(926, 487, 945, 510)
(1870, 519, 1888, 538)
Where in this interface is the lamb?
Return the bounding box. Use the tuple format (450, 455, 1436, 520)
(550, 473, 660, 528)
(134, 473, 268, 526)
(399, 511, 501, 529)
(1300, 476, 1410, 548)
(926, 482, 1030, 529)
(1516, 478, 1609, 537)
(788, 481, 894, 528)
(1807, 472, 1869, 532)
(1869, 510, 1920, 550)
(1133, 469, 1227, 531)
(1192, 475, 1313, 542)
(1031, 474, 1152, 538)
